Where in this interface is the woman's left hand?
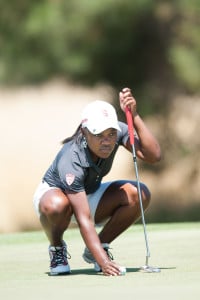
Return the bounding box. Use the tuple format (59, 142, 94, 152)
(119, 87, 137, 116)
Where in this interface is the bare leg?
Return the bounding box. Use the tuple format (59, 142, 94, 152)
(95, 181, 150, 244)
(39, 189, 73, 246)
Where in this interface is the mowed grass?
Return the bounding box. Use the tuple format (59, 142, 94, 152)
(0, 223, 199, 300)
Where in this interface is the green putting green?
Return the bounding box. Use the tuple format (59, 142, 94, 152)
(0, 223, 199, 300)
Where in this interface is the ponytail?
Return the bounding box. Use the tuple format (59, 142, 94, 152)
(62, 124, 82, 144)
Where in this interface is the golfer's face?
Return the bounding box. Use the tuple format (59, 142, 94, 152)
(85, 128, 117, 160)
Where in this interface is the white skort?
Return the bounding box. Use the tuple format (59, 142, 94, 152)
(33, 180, 112, 225)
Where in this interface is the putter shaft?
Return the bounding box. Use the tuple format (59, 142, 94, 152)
(125, 107, 160, 273)
(131, 143, 150, 261)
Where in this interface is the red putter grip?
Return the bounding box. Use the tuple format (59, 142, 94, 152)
(125, 107, 134, 145)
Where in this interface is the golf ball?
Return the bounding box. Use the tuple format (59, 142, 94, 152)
(119, 266, 126, 275)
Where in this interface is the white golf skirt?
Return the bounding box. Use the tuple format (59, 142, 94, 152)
(33, 180, 112, 225)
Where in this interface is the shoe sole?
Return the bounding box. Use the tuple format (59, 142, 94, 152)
(82, 254, 101, 272)
(82, 254, 95, 264)
(50, 270, 71, 276)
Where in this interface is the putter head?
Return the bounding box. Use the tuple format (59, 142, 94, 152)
(140, 265, 161, 273)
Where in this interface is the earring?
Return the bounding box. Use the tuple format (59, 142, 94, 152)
(82, 136, 87, 148)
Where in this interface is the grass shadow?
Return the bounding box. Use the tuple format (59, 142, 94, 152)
(46, 268, 101, 276)
(126, 266, 176, 273)
(45, 266, 176, 276)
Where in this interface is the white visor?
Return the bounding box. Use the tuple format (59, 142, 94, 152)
(81, 100, 121, 134)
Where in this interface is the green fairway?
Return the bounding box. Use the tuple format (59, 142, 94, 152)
(0, 223, 199, 300)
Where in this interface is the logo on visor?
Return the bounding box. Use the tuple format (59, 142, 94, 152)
(102, 109, 109, 117)
(66, 173, 75, 185)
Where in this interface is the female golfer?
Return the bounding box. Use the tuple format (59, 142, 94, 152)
(33, 87, 161, 276)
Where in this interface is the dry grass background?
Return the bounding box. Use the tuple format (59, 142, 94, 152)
(0, 80, 199, 233)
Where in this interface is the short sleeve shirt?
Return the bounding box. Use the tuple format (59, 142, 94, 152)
(43, 121, 129, 194)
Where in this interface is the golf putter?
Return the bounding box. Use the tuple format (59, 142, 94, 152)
(125, 107, 160, 273)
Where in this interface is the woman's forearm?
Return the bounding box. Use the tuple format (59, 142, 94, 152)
(79, 218, 109, 267)
(133, 113, 161, 163)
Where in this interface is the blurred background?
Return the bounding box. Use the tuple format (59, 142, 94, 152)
(0, 0, 199, 233)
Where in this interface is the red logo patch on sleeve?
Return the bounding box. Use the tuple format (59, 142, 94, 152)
(66, 173, 75, 185)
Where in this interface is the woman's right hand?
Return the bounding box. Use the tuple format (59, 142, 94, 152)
(101, 260, 123, 276)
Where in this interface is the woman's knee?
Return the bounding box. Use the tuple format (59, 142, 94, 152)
(121, 182, 151, 209)
(137, 182, 151, 200)
(39, 189, 72, 217)
(140, 182, 151, 208)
